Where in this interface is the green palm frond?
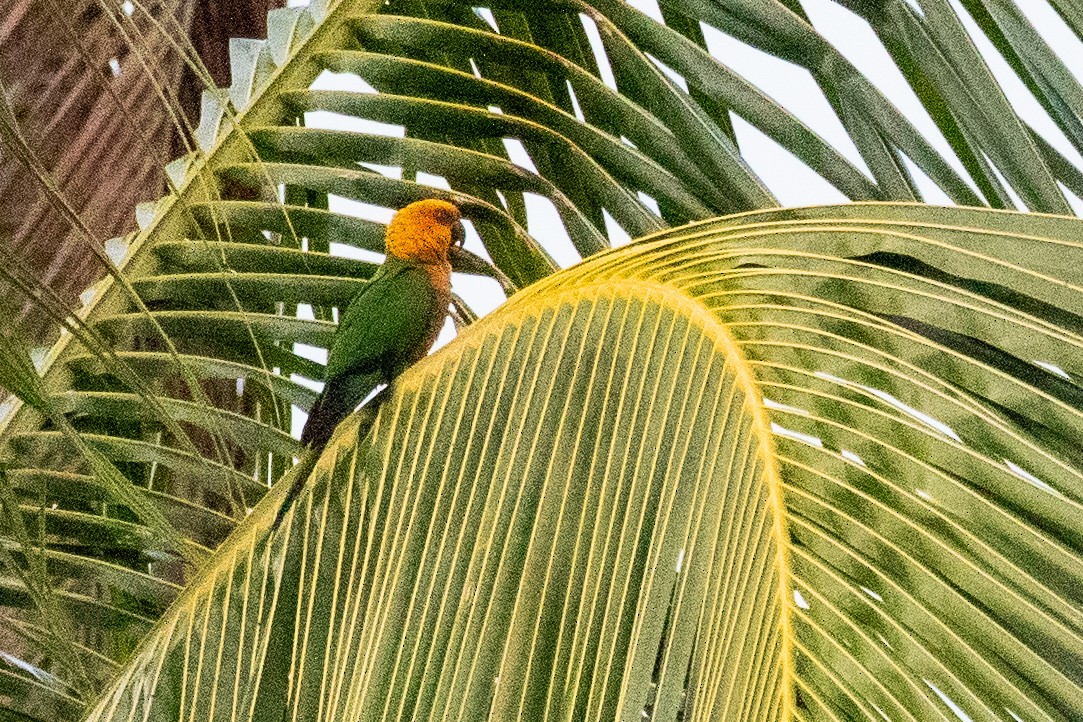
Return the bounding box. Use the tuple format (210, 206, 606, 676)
(84, 206, 1083, 722)
(0, 0, 1080, 720)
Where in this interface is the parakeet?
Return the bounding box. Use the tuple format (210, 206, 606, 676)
(299, 198, 466, 450)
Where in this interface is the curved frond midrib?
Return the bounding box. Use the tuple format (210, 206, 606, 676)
(421, 274, 796, 715)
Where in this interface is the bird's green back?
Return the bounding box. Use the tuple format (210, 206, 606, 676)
(325, 257, 447, 382)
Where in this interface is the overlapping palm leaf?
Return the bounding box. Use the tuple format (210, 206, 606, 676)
(0, 0, 1079, 720)
(82, 206, 1083, 722)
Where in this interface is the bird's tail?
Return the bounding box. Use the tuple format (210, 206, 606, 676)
(272, 390, 343, 534)
(272, 380, 390, 533)
(300, 371, 384, 449)
(299, 390, 335, 449)
(269, 448, 320, 532)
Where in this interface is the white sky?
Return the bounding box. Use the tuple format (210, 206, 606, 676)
(285, 0, 1083, 435)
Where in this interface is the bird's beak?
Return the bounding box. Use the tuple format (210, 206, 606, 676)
(448, 245, 517, 296)
(451, 220, 466, 248)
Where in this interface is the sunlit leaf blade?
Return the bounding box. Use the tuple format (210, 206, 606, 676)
(80, 205, 1083, 722)
(83, 229, 791, 722)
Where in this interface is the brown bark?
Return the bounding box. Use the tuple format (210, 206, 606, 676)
(0, 0, 283, 342)
(0, 0, 287, 704)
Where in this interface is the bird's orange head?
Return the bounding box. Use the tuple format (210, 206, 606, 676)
(385, 199, 465, 264)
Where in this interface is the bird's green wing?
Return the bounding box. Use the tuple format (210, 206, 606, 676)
(324, 259, 444, 382)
